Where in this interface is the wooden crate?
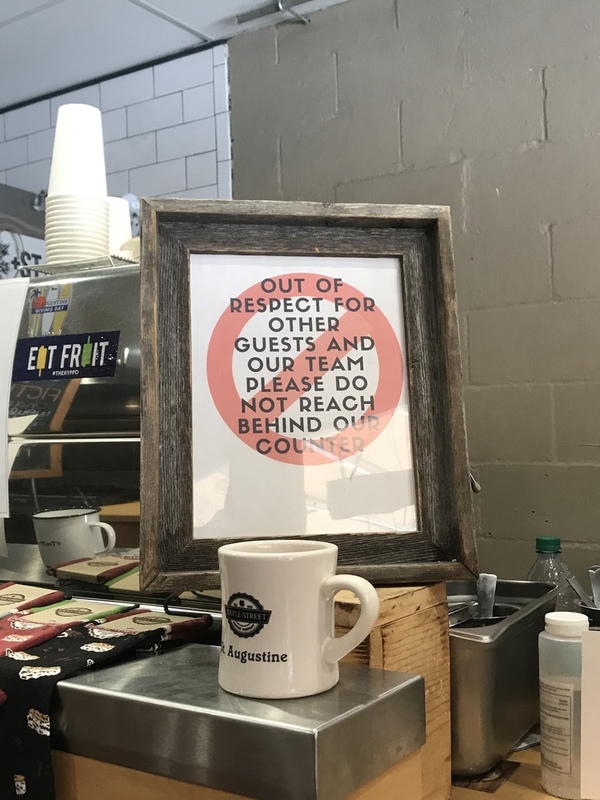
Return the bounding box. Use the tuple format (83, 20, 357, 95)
(100, 502, 140, 549)
(53, 749, 423, 800)
(336, 584, 450, 800)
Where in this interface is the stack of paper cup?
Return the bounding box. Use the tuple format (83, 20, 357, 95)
(108, 196, 133, 259)
(45, 104, 109, 265)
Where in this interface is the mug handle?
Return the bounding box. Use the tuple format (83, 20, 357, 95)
(321, 575, 380, 665)
(90, 522, 116, 556)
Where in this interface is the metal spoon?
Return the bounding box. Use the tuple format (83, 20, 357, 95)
(565, 573, 594, 608)
(476, 572, 498, 619)
(588, 566, 600, 608)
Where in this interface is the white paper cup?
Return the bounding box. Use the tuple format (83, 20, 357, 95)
(45, 231, 109, 244)
(46, 221, 109, 263)
(45, 240, 108, 253)
(45, 194, 109, 207)
(44, 194, 109, 262)
(45, 210, 108, 220)
(46, 224, 108, 236)
(46, 193, 107, 202)
(48, 104, 107, 198)
(46, 255, 104, 265)
(45, 249, 107, 265)
(108, 197, 133, 256)
(45, 223, 108, 235)
(45, 199, 108, 223)
(45, 238, 108, 249)
(45, 237, 109, 249)
(45, 211, 108, 221)
(45, 196, 109, 213)
(44, 228, 109, 239)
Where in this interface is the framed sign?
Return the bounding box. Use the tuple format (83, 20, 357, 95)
(139, 200, 477, 590)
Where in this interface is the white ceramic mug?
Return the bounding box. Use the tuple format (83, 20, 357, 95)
(32, 508, 116, 568)
(218, 539, 380, 699)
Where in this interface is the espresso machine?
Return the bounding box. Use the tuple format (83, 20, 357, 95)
(6, 257, 141, 546)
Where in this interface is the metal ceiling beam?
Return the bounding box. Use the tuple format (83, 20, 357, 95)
(0, 0, 69, 31)
(237, 0, 310, 25)
(126, 0, 213, 42)
(0, 184, 45, 239)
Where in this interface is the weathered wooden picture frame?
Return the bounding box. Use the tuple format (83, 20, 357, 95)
(139, 199, 477, 590)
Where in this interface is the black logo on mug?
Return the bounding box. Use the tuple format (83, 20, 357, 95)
(55, 606, 92, 617)
(0, 593, 26, 606)
(131, 615, 171, 626)
(225, 593, 272, 638)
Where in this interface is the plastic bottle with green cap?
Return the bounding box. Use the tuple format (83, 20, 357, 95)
(526, 536, 577, 612)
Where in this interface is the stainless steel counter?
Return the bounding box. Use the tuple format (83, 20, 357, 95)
(52, 645, 425, 800)
(1, 544, 426, 798)
(0, 542, 52, 584)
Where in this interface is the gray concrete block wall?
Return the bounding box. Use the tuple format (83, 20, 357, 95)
(0, 45, 232, 202)
(229, 0, 600, 580)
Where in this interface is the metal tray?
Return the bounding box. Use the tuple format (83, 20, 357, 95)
(447, 579, 557, 776)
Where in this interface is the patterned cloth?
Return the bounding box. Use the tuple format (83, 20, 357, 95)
(0, 602, 132, 658)
(0, 611, 212, 799)
(0, 615, 73, 659)
(0, 584, 64, 620)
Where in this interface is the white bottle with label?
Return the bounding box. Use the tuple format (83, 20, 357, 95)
(539, 611, 589, 799)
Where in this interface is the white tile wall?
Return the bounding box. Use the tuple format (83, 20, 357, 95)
(213, 64, 229, 115)
(105, 132, 156, 173)
(5, 160, 51, 192)
(106, 170, 129, 197)
(27, 128, 54, 163)
(213, 46, 226, 68)
(183, 84, 215, 123)
(217, 159, 233, 199)
(170, 185, 219, 199)
(100, 70, 155, 112)
(187, 152, 217, 188)
(127, 93, 183, 136)
(216, 112, 231, 162)
(154, 50, 213, 96)
(157, 117, 216, 162)
(0, 138, 27, 170)
(102, 108, 127, 143)
(130, 158, 187, 197)
(5, 100, 51, 139)
(0, 44, 231, 201)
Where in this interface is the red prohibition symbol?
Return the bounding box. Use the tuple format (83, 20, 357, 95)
(206, 273, 403, 466)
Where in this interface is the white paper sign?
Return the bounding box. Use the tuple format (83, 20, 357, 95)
(580, 629, 600, 798)
(0, 442, 24, 557)
(189, 255, 416, 540)
(0, 279, 28, 518)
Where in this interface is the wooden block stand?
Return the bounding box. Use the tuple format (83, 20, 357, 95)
(53, 749, 423, 800)
(336, 584, 450, 800)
